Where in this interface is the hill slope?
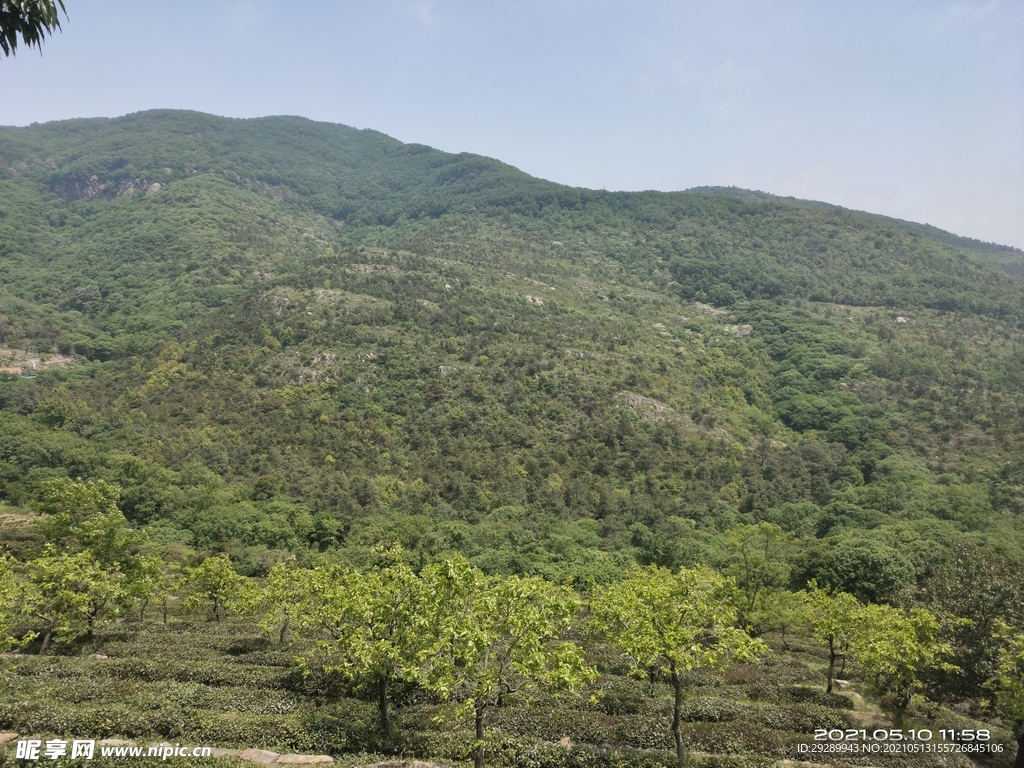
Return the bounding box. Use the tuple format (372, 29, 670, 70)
(2, 108, 1024, 765)
(2, 110, 1024, 577)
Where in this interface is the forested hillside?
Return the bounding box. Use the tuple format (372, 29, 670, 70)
(1, 111, 1022, 768)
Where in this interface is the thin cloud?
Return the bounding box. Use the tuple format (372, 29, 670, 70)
(226, 0, 269, 28)
(934, 0, 1001, 34)
(416, 1, 436, 27)
(671, 58, 760, 89)
(672, 58, 760, 118)
(785, 161, 831, 190)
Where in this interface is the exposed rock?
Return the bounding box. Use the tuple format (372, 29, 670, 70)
(346, 263, 397, 273)
(276, 756, 333, 765)
(238, 748, 281, 764)
(53, 175, 106, 201)
(693, 301, 727, 317)
(0, 733, 18, 744)
(0, 348, 77, 373)
(147, 182, 162, 194)
(895, 316, 909, 324)
(619, 392, 672, 415)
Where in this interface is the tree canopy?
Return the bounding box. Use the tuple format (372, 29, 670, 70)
(590, 565, 763, 764)
(0, 0, 66, 56)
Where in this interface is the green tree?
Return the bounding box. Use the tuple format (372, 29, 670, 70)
(723, 522, 794, 628)
(33, 478, 153, 619)
(792, 534, 914, 604)
(0, 0, 66, 56)
(589, 565, 763, 765)
(287, 549, 424, 736)
(919, 542, 1024, 701)
(24, 549, 123, 655)
(799, 584, 861, 694)
(35, 478, 120, 527)
(34, 478, 146, 571)
(0, 554, 24, 652)
(850, 604, 956, 726)
(181, 554, 250, 622)
(248, 557, 307, 646)
(125, 554, 165, 621)
(418, 557, 595, 768)
(992, 623, 1024, 768)
(760, 589, 807, 650)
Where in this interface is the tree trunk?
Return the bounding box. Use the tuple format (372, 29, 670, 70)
(213, 596, 220, 622)
(1013, 733, 1023, 768)
(826, 638, 836, 694)
(38, 627, 53, 656)
(278, 617, 290, 646)
(893, 692, 911, 729)
(672, 669, 686, 766)
(377, 674, 392, 736)
(162, 597, 169, 624)
(474, 704, 486, 768)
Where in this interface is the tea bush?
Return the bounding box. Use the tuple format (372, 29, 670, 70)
(782, 685, 855, 709)
(0, 609, 1013, 768)
(494, 707, 611, 745)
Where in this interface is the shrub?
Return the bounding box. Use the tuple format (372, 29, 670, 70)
(610, 715, 673, 750)
(749, 702, 851, 731)
(682, 722, 787, 756)
(782, 685, 855, 709)
(495, 707, 611, 745)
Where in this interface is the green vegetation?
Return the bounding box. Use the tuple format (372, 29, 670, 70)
(993, 623, 1024, 768)
(0, 0, 65, 57)
(589, 565, 762, 764)
(1, 110, 1024, 766)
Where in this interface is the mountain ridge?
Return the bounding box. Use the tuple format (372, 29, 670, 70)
(1, 108, 1023, 579)
(4, 110, 1020, 257)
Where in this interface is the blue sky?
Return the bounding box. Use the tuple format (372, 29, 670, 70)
(2, 0, 1022, 248)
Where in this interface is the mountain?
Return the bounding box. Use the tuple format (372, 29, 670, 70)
(2, 108, 1024, 766)
(2, 107, 1023, 579)
(689, 185, 1024, 275)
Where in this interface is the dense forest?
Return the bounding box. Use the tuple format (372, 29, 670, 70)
(0, 111, 1022, 768)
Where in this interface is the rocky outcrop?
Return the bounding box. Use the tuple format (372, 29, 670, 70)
(53, 175, 107, 200)
(54, 176, 165, 201)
